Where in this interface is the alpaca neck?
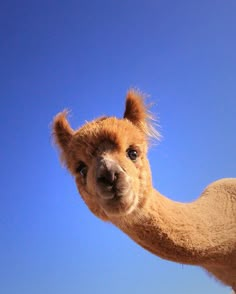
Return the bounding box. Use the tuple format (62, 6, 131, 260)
(111, 188, 221, 265)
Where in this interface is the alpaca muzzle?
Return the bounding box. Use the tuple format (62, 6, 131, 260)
(96, 159, 119, 187)
(95, 157, 128, 199)
(94, 156, 136, 216)
(96, 157, 121, 182)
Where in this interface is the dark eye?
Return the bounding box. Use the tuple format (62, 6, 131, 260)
(76, 162, 88, 177)
(127, 148, 138, 161)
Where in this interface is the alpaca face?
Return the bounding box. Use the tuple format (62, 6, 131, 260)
(71, 117, 151, 219)
(53, 91, 158, 221)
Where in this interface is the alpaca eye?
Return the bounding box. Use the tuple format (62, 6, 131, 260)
(127, 149, 138, 161)
(76, 162, 88, 177)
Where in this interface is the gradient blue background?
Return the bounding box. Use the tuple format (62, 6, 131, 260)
(1, 1, 235, 293)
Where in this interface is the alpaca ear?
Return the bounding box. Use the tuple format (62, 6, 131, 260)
(123, 89, 160, 140)
(123, 90, 147, 126)
(52, 110, 74, 154)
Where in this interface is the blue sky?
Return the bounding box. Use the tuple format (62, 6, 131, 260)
(0, 1, 236, 293)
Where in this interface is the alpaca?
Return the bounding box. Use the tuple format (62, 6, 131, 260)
(52, 90, 236, 292)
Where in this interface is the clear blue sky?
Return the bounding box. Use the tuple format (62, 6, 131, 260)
(1, 1, 235, 293)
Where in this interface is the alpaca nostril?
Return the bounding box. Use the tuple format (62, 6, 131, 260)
(97, 170, 118, 187)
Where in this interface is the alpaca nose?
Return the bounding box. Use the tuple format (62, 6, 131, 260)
(97, 169, 117, 186)
(96, 158, 119, 187)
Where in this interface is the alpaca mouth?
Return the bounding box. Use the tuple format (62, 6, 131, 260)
(96, 183, 136, 216)
(97, 183, 126, 200)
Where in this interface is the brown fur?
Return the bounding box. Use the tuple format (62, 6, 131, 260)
(52, 90, 236, 291)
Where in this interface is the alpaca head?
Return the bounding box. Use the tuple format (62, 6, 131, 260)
(53, 90, 159, 221)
